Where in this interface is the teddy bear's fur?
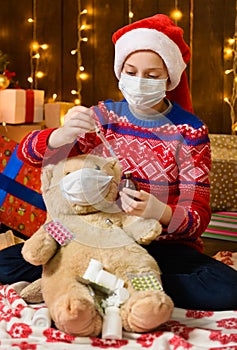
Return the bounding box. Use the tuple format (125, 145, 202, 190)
(21, 154, 174, 337)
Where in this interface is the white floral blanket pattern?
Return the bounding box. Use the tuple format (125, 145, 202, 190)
(0, 251, 236, 350)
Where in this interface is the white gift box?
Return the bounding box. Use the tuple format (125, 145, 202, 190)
(0, 89, 45, 124)
(44, 102, 74, 128)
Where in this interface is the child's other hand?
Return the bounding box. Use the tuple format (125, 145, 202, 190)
(48, 106, 95, 148)
(119, 188, 172, 225)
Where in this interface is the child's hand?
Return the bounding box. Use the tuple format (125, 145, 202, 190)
(119, 188, 172, 225)
(48, 106, 95, 148)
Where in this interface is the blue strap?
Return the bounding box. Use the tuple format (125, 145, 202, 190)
(0, 173, 46, 211)
(2, 146, 23, 178)
(0, 145, 46, 211)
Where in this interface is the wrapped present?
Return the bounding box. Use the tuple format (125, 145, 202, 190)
(0, 122, 44, 143)
(0, 89, 45, 124)
(44, 102, 74, 128)
(0, 135, 46, 237)
(209, 134, 237, 212)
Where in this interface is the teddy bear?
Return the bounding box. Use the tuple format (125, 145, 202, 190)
(21, 153, 174, 338)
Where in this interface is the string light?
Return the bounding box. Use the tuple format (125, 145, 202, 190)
(27, 0, 48, 89)
(70, 1, 91, 104)
(189, 0, 194, 96)
(224, 0, 237, 134)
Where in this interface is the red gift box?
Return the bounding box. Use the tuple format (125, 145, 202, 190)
(0, 135, 46, 237)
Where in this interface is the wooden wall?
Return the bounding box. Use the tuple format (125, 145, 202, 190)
(0, 0, 236, 134)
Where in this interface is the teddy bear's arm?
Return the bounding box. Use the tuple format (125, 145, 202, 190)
(122, 216, 162, 245)
(22, 217, 58, 265)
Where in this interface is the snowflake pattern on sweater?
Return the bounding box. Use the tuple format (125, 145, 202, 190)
(17, 101, 211, 251)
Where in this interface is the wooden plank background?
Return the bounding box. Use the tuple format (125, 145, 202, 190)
(0, 0, 236, 134)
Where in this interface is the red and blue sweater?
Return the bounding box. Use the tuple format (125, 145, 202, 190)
(17, 101, 212, 251)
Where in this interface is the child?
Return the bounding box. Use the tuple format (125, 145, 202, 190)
(1, 14, 237, 310)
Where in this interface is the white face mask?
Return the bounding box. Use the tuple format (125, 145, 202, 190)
(60, 168, 113, 206)
(118, 73, 167, 108)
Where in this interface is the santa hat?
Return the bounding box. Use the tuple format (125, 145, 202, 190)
(112, 14, 193, 113)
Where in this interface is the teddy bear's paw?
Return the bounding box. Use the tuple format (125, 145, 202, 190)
(121, 290, 174, 333)
(20, 279, 44, 304)
(51, 295, 103, 337)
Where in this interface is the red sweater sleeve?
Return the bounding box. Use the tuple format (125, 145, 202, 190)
(17, 128, 81, 167)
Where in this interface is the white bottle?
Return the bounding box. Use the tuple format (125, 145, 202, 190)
(102, 306, 122, 339)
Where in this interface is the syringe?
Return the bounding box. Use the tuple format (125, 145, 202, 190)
(95, 125, 118, 160)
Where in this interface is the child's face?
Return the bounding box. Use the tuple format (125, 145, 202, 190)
(122, 50, 168, 80)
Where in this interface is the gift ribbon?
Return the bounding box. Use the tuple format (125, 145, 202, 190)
(0, 146, 46, 211)
(25, 90, 35, 123)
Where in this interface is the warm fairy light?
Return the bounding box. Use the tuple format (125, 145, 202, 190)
(35, 71, 45, 78)
(71, 89, 78, 95)
(28, 76, 33, 83)
(225, 69, 234, 74)
(225, 48, 233, 57)
(80, 66, 85, 71)
(27, 18, 34, 23)
(31, 41, 40, 51)
(81, 37, 88, 42)
(74, 98, 81, 105)
(232, 121, 237, 131)
(40, 44, 48, 50)
(228, 38, 235, 45)
(80, 9, 88, 15)
(71, 49, 78, 55)
(224, 97, 230, 103)
(53, 93, 57, 101)
(80, 24, 87, 30)
(33, 53, 40, 59)
(129, 11, 134, 19)
(170, 9, 183, 21)
(79, 72, 89, 80)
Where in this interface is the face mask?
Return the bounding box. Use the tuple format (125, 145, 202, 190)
(118, 73, 167, 108)
(60, 168, 113, 206)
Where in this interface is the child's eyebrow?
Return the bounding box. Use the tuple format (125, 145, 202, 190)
(124, 63, 164, 71)
(124, 63, 135, 68)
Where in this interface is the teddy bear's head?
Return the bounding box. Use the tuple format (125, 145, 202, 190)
(41, 154, 122, 216)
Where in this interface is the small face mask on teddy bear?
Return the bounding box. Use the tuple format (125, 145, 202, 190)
(60, 168, 113, 206)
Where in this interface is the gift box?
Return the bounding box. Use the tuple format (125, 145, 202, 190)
(0, 135, 46, 237)
(0, 89, 45, 124)
(0, 122, 44, 143)
(209, 134, 237, 212)
(44, 102, 74, 128)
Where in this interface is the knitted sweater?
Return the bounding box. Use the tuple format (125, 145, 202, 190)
(17, 101, 211, 251)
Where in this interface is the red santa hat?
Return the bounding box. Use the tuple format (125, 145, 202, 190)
(112, 14, 193, 113)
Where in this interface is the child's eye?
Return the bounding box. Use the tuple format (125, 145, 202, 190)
(95, 164, 101, 170)
(147, 74, 158, 79)
(125, 71, 135, 76)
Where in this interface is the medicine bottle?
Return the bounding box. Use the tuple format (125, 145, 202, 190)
(121, 171, 139, 191)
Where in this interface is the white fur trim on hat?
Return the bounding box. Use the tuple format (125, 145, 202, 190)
(114, 28, 186, 91)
